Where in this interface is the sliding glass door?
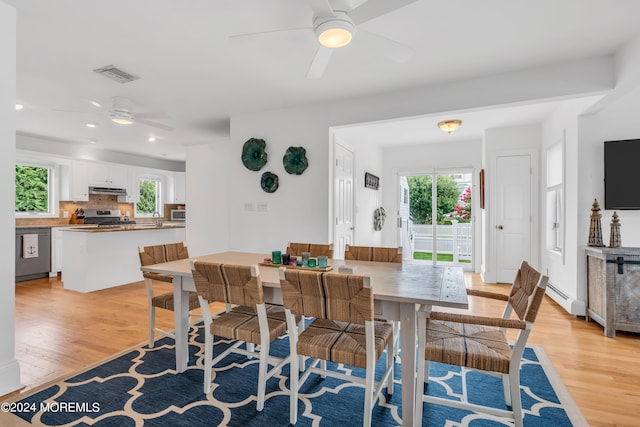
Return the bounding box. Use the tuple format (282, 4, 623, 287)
(402, 169, 473, 269)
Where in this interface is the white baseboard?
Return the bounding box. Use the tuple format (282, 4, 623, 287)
(0, 359, 22, 397)
(546, 283, 586, 316)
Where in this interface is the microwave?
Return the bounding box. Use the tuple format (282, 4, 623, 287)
(170, 209, 186, 221)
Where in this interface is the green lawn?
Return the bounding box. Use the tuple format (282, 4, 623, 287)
(413, 252, 471, 263)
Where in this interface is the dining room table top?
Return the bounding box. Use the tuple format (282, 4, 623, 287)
(141, 250, 469, 309)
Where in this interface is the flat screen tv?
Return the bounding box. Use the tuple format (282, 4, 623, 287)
(604, 139, 640, 209)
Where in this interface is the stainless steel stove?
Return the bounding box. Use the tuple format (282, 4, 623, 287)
(82, 209, 136, 227)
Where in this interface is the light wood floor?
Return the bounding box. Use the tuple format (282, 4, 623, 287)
(5, 273, 640, 426)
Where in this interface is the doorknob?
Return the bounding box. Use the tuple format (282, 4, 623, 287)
(497, 225, 504, 230)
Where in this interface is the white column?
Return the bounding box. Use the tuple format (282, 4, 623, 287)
(0, 1, 22, 396)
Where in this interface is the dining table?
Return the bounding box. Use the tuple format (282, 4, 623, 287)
(140, 251, 468, 426)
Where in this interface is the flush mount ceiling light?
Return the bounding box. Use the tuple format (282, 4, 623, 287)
(110, 110, 134, 125)
(438, 119, 462, 134)
(314, 12, 355, 48)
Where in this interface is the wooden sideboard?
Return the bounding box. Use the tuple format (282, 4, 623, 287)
(585, 246, 640, 337)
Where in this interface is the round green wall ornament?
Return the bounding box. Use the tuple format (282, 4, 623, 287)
(260, 171, 279, 193)
(283, 146, 308, 175)
(241, 138, 268, 171)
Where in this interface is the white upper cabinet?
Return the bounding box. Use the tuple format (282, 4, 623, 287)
(173, 172, 186, 204)
(126, 167, 140, 203)
(88, 163, 127, 188)
(66, 161, 91, 201)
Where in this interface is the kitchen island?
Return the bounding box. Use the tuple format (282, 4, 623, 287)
(61, 224, 186, 292)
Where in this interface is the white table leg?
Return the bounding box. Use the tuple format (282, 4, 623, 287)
(173, 275, 189, 372)
(400, 302, 418, 427)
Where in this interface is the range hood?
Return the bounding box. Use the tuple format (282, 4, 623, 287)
(88, 186, 127, 197)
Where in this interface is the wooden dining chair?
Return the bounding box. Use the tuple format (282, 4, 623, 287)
(344, 244, 402, 263)
(190, 261, 292, 412)
(138, 242, 199, 347)
(416, 260, 548, 427)
(286, 242, 334, 258)
(343, 244, 403, 359)
(279, 268, 394, 426)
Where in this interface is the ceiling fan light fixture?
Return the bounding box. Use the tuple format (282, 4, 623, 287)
(438, 119, 462, 134)
(315, 13, 355, 48)
(110, 110, 134, 125)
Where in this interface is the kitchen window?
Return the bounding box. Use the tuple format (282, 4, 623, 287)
(137, 176, 162, 217)
(15, 162, 57, 217)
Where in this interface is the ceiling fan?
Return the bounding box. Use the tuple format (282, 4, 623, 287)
(107, 96, 174, 131)
(52, 96, 174, 131)
(231, 0, 417, 79)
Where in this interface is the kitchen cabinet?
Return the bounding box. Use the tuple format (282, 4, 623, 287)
(125, 167, 140, 203)
(585, 246, 640, 337)
(67, 162, 91, 201)
(88, 163, 127, 187)
(50, 227, 64, 274)
(173, 172, 186, 204)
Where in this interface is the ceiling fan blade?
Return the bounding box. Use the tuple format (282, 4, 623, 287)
(135, 112, 170, 120)
(305, 0, 335, 18)
(348, 0, 418, 25)
(229, 27, 311, 41)
(135, 118, 174, 132)
(358, 29, 414, 63)
(306, 45, 333, 79)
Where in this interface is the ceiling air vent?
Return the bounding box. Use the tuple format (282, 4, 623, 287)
(93, 65, 140, 84)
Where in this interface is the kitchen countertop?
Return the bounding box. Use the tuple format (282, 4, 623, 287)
(61, 224, 185, 232)
(17, 222, 185, 229)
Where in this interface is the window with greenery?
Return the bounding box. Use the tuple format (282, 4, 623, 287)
(137, 177, 162, 216)
(15, 164, 54, 215)
(407, 175, 463, 224)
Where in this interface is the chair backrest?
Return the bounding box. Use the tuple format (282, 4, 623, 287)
(344, 245, 402, 263)
(508, 261, 548, 323)
(139, 242, 189, 266)
(286, 242, 334, 258)
(191, 260, 227, 304)
(280, 269, 373, 324)
(222, 264, 264, 307)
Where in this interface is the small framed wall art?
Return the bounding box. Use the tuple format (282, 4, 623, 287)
(365, 172, 379, 190)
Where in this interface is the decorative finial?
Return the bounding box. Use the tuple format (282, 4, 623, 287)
(588, 198, 605, 247)
(609, 211, 621, 248)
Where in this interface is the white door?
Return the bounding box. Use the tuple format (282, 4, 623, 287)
(495, 154, 531, 283)
(334, 143, 355, 260)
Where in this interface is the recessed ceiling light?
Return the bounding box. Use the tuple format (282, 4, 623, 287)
(86, 123, 97, 128)
(148, 137, 156, 142)
(88, 139, 97, 144)
(15, 103, 23, 110)
(90, 101, 101, 107)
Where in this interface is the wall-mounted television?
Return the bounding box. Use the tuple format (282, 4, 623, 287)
(604, 139, 640, 209)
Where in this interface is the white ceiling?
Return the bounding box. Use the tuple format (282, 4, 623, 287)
(7, 0, 640, 161)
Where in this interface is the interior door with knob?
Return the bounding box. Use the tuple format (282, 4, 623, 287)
(495, 154, 532, 283)
(334, 142, 355, 260)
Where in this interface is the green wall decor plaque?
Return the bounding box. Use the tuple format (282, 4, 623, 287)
(241, 138, 268, 171)
(283, 146, 308, 175)
(260, 171, 279, 193)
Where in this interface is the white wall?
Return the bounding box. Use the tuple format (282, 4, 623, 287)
(483, 124, 541, 283)
(185, 141, 230, 257)
(0, 1, 21, 396)
(540, 97, 602, 315)
(187, 56, 616, 257)
(348, 138, 384, 246)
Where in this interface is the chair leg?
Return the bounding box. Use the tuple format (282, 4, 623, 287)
(363, 363, 374, 427)
(503, 373, 511, 406)
(510, 369, 523, 427)
(289, 349, 299, 425)
(256, 342, 269, 411)
(148, 305, 156, 348)
(386, 337, 394, 395)
(203, 331, 213, 394)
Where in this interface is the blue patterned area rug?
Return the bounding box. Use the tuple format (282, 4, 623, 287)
(3, 324, 586, 426)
